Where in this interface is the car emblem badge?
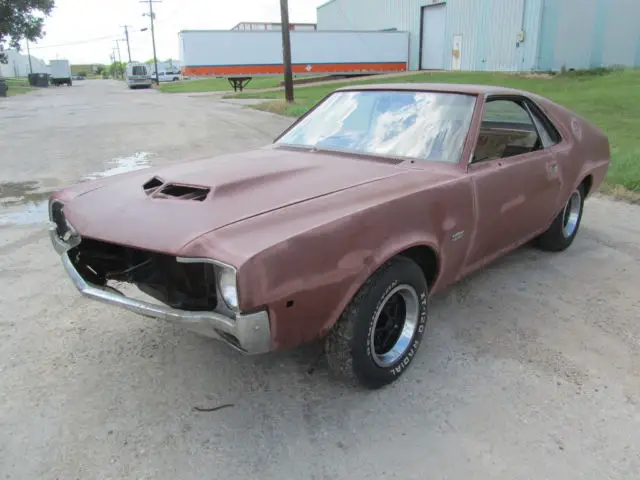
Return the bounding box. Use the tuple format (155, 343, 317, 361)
(451, 231, 464, 242)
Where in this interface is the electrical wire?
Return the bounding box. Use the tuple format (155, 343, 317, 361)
(27, 29, 145, 50)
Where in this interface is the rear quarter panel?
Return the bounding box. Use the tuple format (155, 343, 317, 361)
(207, 170, 475, 350)
(535, 95, 611, 202)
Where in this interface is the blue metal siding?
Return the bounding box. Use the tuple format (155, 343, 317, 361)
(602, 0, 640, 67)
(444, 0, 533, 71)
(521, 0, 544, 71)
(316, 0, 560, 72)
(538, 0, 640, 70)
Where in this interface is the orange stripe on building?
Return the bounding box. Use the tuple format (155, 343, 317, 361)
(183, 63, 407, 77)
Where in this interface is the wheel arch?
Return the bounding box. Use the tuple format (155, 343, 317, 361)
(321, 239, 441, 335)
(395, 245, 439, 289)
(580, 174, 593, 197)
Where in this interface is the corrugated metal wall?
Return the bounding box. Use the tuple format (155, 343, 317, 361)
(317, 0, 436, 70)
(442, 0, 542, 71)
(316, 0, 544, 71)
(537, 0, 640, 70)
(316, 0, 640, 72)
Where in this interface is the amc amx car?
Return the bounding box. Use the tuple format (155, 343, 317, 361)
(48, 83, 610, 389)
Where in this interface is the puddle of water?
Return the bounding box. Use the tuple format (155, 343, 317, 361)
(0, 180, 52, 226)
(1, 152, 155, 226)
(82, 151, 154, 181)
(0, 201, 48, 226)
(0, 181, 52, 207)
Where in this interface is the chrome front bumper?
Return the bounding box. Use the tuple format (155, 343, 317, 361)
(50, 227, 272, 355)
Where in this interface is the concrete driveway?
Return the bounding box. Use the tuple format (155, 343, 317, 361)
(1, 79, 639, 479)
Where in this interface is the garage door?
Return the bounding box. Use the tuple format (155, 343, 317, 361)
(420, 4, 446, 70)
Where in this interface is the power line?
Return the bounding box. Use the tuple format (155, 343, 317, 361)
(27, 35, 120, 50)
(27, 28, 147, 51)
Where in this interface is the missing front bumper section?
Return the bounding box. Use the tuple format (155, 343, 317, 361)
(51, 230, 272, 355)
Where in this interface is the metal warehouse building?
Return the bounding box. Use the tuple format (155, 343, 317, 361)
(316, 0, 640, 72)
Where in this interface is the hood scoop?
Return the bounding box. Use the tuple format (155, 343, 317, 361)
(143, 176, 210, 201)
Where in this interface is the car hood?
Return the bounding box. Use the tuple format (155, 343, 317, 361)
(57, 147, 406, 255)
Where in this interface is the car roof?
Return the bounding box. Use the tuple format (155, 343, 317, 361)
(334, 82, 529, 97)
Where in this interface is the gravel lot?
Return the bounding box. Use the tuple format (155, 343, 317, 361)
(1, 80, 639, 479)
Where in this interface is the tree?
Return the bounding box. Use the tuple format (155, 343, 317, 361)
(0, 0, 56, 64)
(108, 61, 125, 79)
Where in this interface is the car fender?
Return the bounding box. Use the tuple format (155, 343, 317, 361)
(319, 234, 442, 336)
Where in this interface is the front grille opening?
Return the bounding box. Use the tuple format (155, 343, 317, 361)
(70, 238, 217, 311)
(156, 184, 210, 201)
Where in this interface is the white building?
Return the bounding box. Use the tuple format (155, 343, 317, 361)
(317, 0, 640, 72)
(0, 49, 49, 77)
(231, 22, 317, 31)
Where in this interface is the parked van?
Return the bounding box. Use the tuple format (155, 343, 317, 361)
(125, 63, 153, 89)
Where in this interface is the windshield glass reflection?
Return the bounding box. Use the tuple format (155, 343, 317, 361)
(276, 90, 476, 164)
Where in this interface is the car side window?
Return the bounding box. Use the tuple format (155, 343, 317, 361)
(523, 100, 562, 149)
(473, 99, 541, 162)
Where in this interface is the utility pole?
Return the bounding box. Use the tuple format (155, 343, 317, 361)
(115, 39, 123, 78)
(122, 25, 133, 62)
(141, 0, 161, 85)
(279, 0, 294, 102)
(26, 39, 33, 74)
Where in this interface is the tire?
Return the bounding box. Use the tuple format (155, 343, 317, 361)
(536, 183, 585, 252)
(325, 256, 428, 389)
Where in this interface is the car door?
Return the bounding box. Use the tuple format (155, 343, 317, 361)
(463, 96, 564, 270)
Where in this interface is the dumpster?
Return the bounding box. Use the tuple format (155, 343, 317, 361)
(27, 73, 50, 87)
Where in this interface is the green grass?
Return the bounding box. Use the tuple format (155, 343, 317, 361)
(158, 74, 333, 93)
(225, 68, 640, 196)
(159, 76, 286, 93)
(3, 77, 36, 96)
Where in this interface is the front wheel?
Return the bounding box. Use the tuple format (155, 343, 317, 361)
(325, 256, 428, 389)
(536, 184, 585, 252)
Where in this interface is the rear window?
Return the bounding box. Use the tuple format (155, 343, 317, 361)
(132, 66, 147, 76)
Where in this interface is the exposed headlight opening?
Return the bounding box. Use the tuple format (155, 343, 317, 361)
(218, 268, 239, 310)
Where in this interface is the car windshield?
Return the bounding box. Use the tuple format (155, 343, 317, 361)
(275, 90, 476, 163)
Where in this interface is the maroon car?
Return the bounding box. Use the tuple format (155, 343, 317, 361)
(48, 83, 610, 388)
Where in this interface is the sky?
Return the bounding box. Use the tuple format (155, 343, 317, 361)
(24, 0, 325, 65)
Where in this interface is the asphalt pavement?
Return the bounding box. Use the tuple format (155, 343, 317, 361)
(1, 79, 639, 479)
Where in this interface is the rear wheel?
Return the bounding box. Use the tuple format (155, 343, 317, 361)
(536, 184, 585, 252)
(325, 256, 428, 389)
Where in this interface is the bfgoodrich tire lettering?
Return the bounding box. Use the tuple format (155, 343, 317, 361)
(325, 256, 428, 389)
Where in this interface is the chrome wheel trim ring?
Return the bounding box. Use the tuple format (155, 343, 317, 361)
(562, 189, 582, 238)
(369, 284, 420, 368)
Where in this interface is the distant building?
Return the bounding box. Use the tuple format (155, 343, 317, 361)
(231, 21, 317, 31)
(317, 0, 640, 72)
(71, 64, 103, 74)
(0, 49, 49, 77)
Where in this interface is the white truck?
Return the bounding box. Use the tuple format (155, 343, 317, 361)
(178, 29, 409, 91)
(49, 59, 73, 86)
